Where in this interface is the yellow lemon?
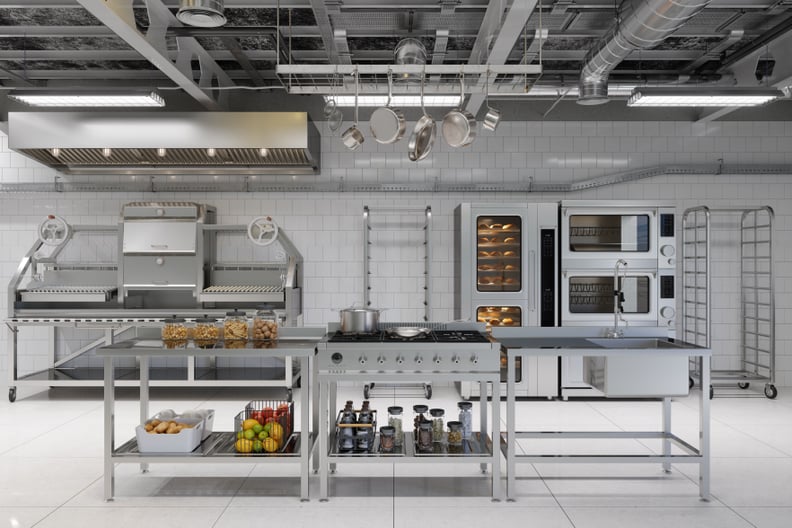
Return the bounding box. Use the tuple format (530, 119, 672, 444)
(242, 418, 260, 431)
(269, 422, 284, 441)
(235, 438, 253, 453)
(262, 437, 279, 453)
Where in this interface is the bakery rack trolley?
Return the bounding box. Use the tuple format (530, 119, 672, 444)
(682, 206, 777, 399)
(362, 205, 433, 399)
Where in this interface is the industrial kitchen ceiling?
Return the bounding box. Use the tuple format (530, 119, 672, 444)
(0, 0, 791, 121)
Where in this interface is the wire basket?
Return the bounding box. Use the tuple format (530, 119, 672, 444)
(336, 409, 377, 453)
(233, 400, 294, 453)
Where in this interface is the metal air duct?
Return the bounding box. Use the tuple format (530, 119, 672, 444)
(577, 0, 712, 105)
(8, 112, 321, 175)
(177, 0, 227, 28)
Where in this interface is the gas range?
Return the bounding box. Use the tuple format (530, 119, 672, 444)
(319, 323, 498, 374)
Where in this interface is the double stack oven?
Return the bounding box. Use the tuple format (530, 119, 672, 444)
(455, 203, 559, 398)
(559, 200, 677, 397)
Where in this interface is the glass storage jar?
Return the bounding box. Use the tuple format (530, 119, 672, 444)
(387, 406, 403, 446)
(252, 305, 279, 341)
(162, 316, 188, 349)
(417, 421, 433, 452)
(193, 315, 220, 348)
(429, 408, 445, 443)
(446, 421, 463, 446)
(413, 404, 429, 436)
(379, 426, 396, 453)
(223, 309, 248, 343)
(458, 401, 473, 439)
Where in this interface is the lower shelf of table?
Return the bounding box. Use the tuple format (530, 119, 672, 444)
(112, 432, 311, 462)
(16, 367, 297, 387)
(327, 432, 494, 461)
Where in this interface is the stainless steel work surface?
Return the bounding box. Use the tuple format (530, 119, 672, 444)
(497, 336, 710, 356)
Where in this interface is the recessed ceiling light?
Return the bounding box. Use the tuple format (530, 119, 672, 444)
(207, 148, 217, 157)
(102, 148, 112, 158)
(259, 148, 269, 157)
(627, 87, 783, 107)
(8, 91, 165, 108)
(157, 148, 167, 158)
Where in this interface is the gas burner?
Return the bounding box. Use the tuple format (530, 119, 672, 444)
(328, 331, 383, 343)
(383, 332, 433, 343)
(433, 330, 489, 343)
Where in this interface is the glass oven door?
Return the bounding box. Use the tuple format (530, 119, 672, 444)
(477, 305, 522, 328)
(561, 207, 660, 263)
(561, 272, 657, 325)
(476, 215, 522, 293)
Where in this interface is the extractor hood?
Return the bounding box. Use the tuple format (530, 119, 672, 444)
(8, 112, 320, 175)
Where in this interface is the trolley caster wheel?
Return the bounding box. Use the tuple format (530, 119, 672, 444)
(363, 384, 370, 399)
(286, 388, 293, 402)
(8, 387, 16, 403)
(424, 385, 432, 400)
(738, 382, 750, 390)
(764, 385, 778, 399)
(689, 377, 694, 389)
(709, 385, 714, 400)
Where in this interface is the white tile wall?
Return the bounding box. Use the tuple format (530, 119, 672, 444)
(1, 121, 791, 387)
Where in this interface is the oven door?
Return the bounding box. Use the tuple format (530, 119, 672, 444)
(476, 304, 523, 329)
(561, 207, 658, 264)
(561, 269, 658, 326)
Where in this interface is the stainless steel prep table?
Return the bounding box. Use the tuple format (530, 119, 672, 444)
(495, 327, 712, 502)
(97, 327, 324, 502)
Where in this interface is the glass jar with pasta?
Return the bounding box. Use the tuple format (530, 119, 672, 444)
(223, 309, 248, 344)
(161, 315, 188, 349)
(194, 315, 220, 348)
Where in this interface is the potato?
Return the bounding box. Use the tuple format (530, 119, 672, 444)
(154, 422, 169, 434)
(145, 423, 154, 432)
(150, 419, 161, 427)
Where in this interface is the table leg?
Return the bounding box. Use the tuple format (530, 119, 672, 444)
(300, 356, 310, 501)
(699, 355, 711, 501)
(103, 356, 115, 501)
(491, 376, 501, 502)
(507, 352, 516, 501)
(139, 356, 149, 474)
(329, 381, 337, 474)
(319, 380, 329, 501)
(479, 380, 488, 474)
(312, 352, 319, 474)
(662, 397, 672, 473)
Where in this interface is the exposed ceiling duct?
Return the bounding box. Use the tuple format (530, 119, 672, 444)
(577, 0, 712, 105)
(176, 0, 227, 28)
(8, 112, 320, 176)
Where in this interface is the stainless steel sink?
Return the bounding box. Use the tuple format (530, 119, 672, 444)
(586, 338, 687, 349)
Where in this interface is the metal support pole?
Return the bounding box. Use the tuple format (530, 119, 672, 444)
(662, 397, 672, 473)
(103, 355, 115, 501)
(700, 355, 711, 501)
(139, 355, 149, 474)
(507, 350, 516, 501)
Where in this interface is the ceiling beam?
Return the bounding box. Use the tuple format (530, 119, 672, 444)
(220, 37, 267, 86)
(466, 0, 539, 115)
(432, 29, 450, 65)
(681, 30, 744, 74)
(309, 0, 342, 64)
(75, 0, 233, 110)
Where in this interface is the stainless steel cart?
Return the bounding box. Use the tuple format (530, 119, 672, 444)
(682, 206, 777, 399)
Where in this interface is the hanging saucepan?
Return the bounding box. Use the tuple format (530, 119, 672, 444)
(341, 68, 365, 150)
(442, 74, 477, 148)
(408, 71, 436, 162)
(370, 69, 406, 144)
(482, 69, 501, 132)
(325, 72, 344, 133)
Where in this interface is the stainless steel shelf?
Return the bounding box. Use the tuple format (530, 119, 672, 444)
(327, 432, 492, 460)
(113, 432, 305, 461)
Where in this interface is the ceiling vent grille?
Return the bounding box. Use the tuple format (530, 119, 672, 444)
(177, 0, 227, 28)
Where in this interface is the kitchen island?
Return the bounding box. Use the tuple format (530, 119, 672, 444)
(494, 327, 712, 502)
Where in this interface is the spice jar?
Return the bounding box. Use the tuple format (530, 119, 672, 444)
(429, 408, 445, 443)
(417, 421, 433, 452)
(223, 309, 248, 343)
(193, 315, 220, 348)
(446, 421, 463, 446)
(387, 406, 403, 446)
(413, 404, 429, 436)
(458, 401, 473, 439)
(162, 315, 187, 349)
(252, 305, 279, 341)
(379, 426, 395, 453)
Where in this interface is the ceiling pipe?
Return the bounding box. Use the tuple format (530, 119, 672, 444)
(577, 0, 712, 105)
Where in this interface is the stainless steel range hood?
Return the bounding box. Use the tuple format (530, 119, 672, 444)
(8, 112, 320, 175)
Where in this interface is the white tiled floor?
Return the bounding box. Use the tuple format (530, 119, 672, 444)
(1, 384, 791, 527)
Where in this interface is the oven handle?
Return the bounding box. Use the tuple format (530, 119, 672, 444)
(528, 249, 536, 312)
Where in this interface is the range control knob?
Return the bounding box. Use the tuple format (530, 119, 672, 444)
(358, 355, 367, 365)
(434, 355, 442, 365)
(452, 355, 460, 364)
(471, 354, 479, 365)
(667, 258, 676, 266)
(396, 355, 404, 365)
(377, 356, 386, 365)
(415, 355, 423, 365)
(660, 306, 676, 319)
(331, 352, 343, 364)
(660, 245, 675, 257)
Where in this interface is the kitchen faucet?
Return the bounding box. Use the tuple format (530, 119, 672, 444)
(606, 259, 628, 338)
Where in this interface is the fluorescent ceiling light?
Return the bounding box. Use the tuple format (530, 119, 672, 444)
(627, 87, 783, 107)
(326, 95, 462, 107)
(8, 91, 165, 107)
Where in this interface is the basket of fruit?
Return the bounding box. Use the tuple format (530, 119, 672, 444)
(233, 400, 293, 454)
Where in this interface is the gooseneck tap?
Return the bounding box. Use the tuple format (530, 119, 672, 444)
(607, 259, 628, 338)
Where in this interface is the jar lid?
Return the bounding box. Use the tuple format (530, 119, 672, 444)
(413, 404, 429, 413)
(447, 421, 463, 430)
(195, 315, 217, 323)
(225, 309, 246, 316)
(387, 406, 403, 415)
(164, 315, 186, 323)
(429, 408, 445, 417)
(457, 401, 473, 410)
(379, 426, 395, 435)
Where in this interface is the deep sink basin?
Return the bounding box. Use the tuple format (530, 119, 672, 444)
(586, 338, 686, 349)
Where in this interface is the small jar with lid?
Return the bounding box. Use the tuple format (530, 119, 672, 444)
(379, 426, 396, 453)
(387, 406, 404, 446)
(417, 421, 433, 452)
(446, 421, 463, 446)
(413, 404, 429, 436)
(162, 315, 188, 349)
(458, 401, 473, 439)
(252, 305, 279, 341)
(223, 309, 248, 343)
(193, 315, 220, 348)
(429, 408, 445, 443)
